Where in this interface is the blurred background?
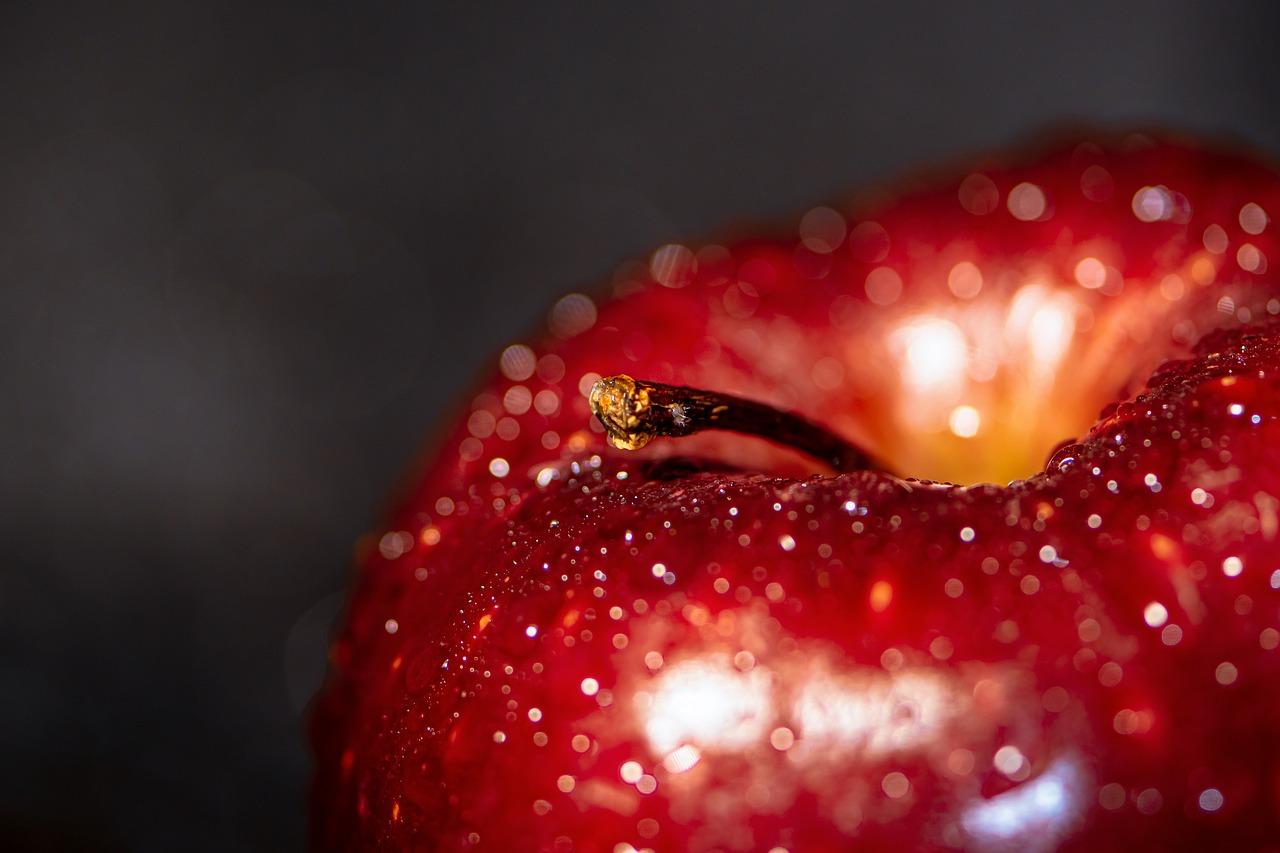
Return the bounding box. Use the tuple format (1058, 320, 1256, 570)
(3, 1, 1280, 849)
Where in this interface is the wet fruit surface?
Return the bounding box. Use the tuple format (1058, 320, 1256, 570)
(311, 133, 1280, 851)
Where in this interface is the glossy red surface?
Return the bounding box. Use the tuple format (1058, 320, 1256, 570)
(311, 132, 1280, 851)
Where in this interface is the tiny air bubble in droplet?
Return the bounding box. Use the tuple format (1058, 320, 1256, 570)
(1008, 183, 1048, 220)
(499, 344, 537, 381)
(993, 745, 1031, 780)
(1132, 186, 1172, 222)
(1074, 257, 1107, 289)
(1199, 788, 1225, 812)
(1216, 662, 1238, 685)
(882, 771, 911, 798)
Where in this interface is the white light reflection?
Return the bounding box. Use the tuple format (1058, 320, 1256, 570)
(1008, 285, 1076, 368)
(960, 755, 1085, 853)
(615, 611, 1088, 848)
(638, 650, 973, 767)
(639, 654, 774, 756)
(793, 669, 958, 758)
(662, 743, 702, 774)
(949, 405, 981, 438)
(892, 317, 968, 392)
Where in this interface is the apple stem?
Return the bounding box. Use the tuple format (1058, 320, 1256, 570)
(589, 373, 891, 475)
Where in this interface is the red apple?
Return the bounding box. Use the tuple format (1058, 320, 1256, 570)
(310, 131, 1280, 851)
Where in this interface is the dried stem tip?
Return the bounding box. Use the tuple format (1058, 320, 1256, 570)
(589, 374, 889, 475)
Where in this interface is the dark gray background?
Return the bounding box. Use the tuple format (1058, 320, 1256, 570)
(2, 2, 1279, 849)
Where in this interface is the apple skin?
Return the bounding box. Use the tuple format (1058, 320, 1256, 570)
(311, 133, 1280, 851)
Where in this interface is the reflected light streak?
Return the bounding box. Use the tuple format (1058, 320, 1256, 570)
(662, 743, 702, 774)
(793, 669, 959, 758)
(949, 405, 981, 438)
(639, 651, 970, 763)
(640, 654, 774, 756)
(1028, 298, 1075, 366)
(623, 627, 1086, 848)
(893, 317, 968, 392)
(1004, 284, 1077, 371)
(960, 755, 1086, 853)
